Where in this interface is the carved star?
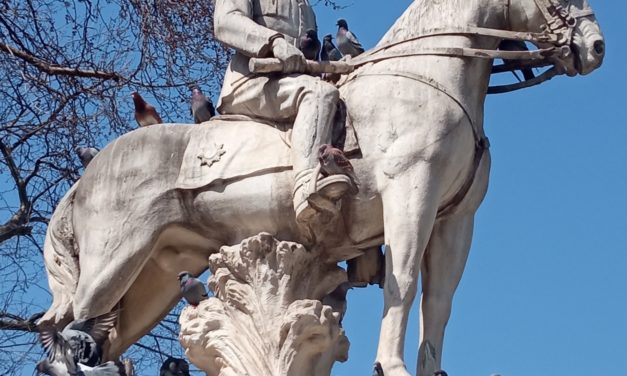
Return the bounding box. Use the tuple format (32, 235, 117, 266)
(197, 143, 226, 168)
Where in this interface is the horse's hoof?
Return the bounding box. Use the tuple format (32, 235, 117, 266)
(433, 370, 448, 376)
(372, 361, 384, 376)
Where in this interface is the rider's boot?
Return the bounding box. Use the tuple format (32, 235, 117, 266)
(293, 164, 355, 243)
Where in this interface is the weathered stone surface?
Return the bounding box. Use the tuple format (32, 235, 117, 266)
(179, 233, 349, 376)
(39, 1, 605, 375)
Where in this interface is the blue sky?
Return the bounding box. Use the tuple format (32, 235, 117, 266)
(6, 1, 624, 375)
(313, 1, 627, 375)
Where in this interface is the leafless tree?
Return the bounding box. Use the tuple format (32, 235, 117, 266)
(0, 0, 228, 374)
(0, 0, 348, 374)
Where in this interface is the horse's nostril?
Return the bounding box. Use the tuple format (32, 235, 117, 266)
(593, 40, 605, 56)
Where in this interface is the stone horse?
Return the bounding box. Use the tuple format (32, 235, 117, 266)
(40, 0, 604, 374)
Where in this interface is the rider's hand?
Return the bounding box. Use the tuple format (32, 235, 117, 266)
(271, 37, 307, 73)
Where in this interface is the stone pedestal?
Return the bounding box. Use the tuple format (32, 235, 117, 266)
(179, 233, 349, 376)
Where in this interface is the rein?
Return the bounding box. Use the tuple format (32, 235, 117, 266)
(349, 26, 562, 67)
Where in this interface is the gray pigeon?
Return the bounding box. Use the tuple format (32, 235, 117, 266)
(77, 362, 122, 376)
(76, 147, 99, 168)
(36, 356, 71, 376)
(321, 34, 342, 61)
(160, 357, 190, 376)
(191, 87, 215, 124)
(61, 311, 118, 366)
(321, 282, 351, 325)
(299, 28, 321, 61)
(336, 19, 364, 57)
(178, 271, 208, 306)
(37, 324, 121, 376)
(372, 361, 384, 376)
(318, 144, 360, 188)
(40, 310, 118, 369)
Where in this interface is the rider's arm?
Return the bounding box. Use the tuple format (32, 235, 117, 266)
(214, 0, 282, 58)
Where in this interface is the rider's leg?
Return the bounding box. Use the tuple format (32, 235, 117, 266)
(218, 74, 350, 227)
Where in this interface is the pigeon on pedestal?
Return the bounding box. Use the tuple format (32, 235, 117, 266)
(178, 271, 208, 306)
(160, 357, 190, 376)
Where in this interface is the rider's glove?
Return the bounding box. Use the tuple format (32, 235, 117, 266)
(271, 35, 307, 74)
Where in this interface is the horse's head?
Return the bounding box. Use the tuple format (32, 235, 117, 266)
(512, 0, 605, 76)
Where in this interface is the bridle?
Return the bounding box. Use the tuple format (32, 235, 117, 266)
(532, 0, 595, 47)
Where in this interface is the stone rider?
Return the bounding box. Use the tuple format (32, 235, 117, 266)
(214, 0, 354, 231)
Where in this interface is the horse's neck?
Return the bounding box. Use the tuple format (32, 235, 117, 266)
(376, 0, 507, 130)
(379, 0, 506, 46)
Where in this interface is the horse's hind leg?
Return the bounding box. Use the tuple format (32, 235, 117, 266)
(106, 229, 217, 358)
(377, 170, 440, 376)
(418, 214, 474, 376)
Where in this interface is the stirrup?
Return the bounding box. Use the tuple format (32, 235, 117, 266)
(293, 165, 354, 227)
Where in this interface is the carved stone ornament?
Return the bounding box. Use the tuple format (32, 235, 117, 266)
(179, 233, 349, 376)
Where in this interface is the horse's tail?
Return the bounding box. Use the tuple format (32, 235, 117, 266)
(40, 182, 81, 326)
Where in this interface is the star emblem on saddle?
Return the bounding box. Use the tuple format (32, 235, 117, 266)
(197, 143, 226, 168)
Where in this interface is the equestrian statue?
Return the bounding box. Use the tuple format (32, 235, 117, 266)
(39, 0, 604, 375)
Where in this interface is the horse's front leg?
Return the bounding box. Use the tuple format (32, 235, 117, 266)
(377, 168, 440, 376)
(418, 213, 474, 376)
(418, 152, 489, 375)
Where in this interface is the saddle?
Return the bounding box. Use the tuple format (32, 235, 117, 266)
(175, 106, 360, 191)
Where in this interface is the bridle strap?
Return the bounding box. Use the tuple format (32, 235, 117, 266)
(351, 26, 560, 67)
(349, 45, 569, 68)
(533, 0, 596, 45)
(487, 67, 559, 94)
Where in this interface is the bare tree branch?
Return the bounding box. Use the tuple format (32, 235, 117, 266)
(0, 43, 124, 81)
(0, 312, 43, 332)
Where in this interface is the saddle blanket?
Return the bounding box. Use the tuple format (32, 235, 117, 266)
(175, 119, 293, 190)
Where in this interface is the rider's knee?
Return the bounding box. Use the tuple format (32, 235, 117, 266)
(317, 80, 340, 104)
(301, 79, 339, 106)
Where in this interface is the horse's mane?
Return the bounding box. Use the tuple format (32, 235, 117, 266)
(378, 0, 483, 46)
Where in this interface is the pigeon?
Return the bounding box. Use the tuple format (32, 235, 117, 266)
(318, 144, 360, 188)
(336, 18, 364, 57)
(299, 28, 321, 61)
(122, 359, 134, 376)
(321, 34, 342, 61)
(498, 40, 535, 81)
(40, 310, 118, 368)
(372, 361, 384, 376)
(36, 360, 121, 376)
(178, 271, 208, 306)
(76, 147, 99, 168)
(36, 356, 71, 376)
(36, 326, 121, 376)
(131, 92, 162, 127)
(191, 87, 215, 124)
(160, 357, 190, 376)
(321, 282, 351, 325)
(433, 371, 449, 376)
